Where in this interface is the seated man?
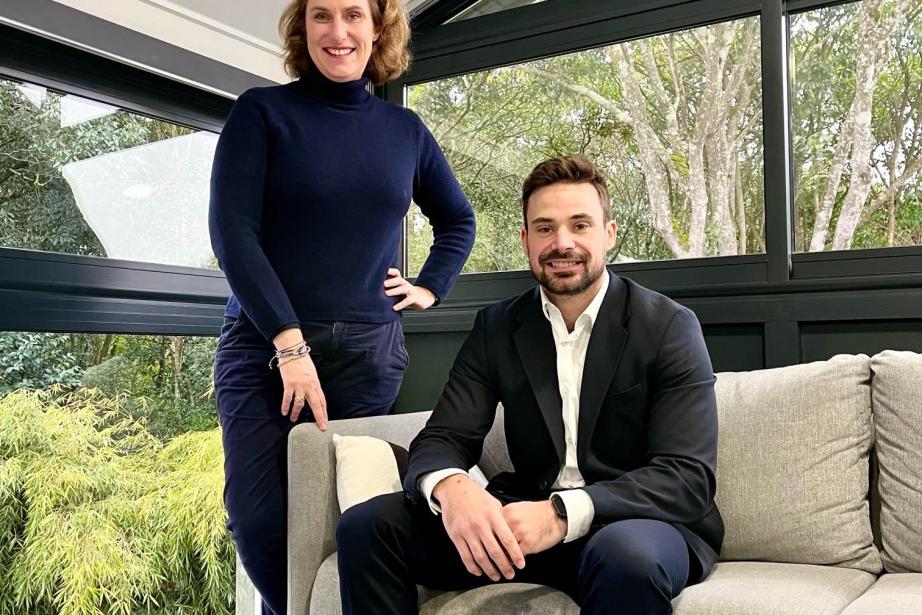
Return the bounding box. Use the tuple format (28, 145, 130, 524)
(337, 154, 723, 615)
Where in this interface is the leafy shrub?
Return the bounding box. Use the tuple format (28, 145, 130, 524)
(0, 388, 233, 615)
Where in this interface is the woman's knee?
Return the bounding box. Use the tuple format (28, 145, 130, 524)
(227, 493, 286, 565)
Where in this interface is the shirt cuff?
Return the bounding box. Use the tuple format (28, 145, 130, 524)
(418, 468, 468, 515)
(555, 489, 595, 543)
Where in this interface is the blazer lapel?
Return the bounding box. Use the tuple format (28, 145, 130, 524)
(513, 289, 565, 463)
(577, 274, 630, 461)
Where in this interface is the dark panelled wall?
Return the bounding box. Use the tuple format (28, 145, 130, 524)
(395, 273, 922, 413)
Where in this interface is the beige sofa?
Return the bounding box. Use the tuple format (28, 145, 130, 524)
(236, 350, 922, 614)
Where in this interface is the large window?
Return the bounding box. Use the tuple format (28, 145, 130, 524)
(791, 0, 922, 252)
(0, 78, 219, 269)
(408, 17, 765, 275)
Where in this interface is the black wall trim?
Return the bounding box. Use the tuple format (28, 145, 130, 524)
(1, 0, 274, 98)
(0, 289, 224, 335)
(792, 247, 922, 279)
(0, 248, 230, 305)
(404, 260, 922, 333)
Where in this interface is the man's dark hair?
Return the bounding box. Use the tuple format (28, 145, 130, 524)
(521, 154, 612, 225)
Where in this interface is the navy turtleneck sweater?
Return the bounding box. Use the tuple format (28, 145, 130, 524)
(209, 71, 475, 341)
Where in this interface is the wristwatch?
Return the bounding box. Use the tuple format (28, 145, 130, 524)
(550, 493, 568, 519)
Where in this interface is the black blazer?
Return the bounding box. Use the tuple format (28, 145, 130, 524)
(404, 274, 724, 570)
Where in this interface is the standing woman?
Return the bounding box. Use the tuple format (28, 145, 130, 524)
(208, 0, 475, 612)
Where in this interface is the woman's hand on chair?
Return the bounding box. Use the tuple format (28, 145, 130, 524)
(273, 330, 327, 429)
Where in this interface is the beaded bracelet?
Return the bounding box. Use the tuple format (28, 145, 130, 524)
(268, 341, 311, 369)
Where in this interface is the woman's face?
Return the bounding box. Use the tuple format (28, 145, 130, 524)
(305, 0, 379, 83)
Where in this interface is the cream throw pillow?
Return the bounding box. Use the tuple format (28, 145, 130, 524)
(332, 434, 489, 513)
(333, 434, 406, 513)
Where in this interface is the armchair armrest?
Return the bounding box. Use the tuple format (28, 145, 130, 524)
(286, 412, 431, 615)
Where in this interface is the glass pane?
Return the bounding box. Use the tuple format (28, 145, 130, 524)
(446, 0, 548, 23)
(0, 78, 219, 269)
(0, 331, 232, 612)
(409, 17, 765, 275)
(791, 0, 922, 252)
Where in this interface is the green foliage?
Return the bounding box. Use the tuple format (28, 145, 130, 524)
(0, 332, 219, 440)
(0, 388, 233, 615)
(0, 333, 83, 394)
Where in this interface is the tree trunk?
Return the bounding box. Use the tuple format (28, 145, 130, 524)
(615, 45, 689, 258)
(735, 161, 747, 253)
(171, 337, 184, 400)
(830, 0, 911, 250)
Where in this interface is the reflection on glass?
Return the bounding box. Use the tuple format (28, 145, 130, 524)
(791, 0, 922, 252)
(62, 132, 218, 268)
(0, 78, 219, 269)
(409, 17, 765, 274)
(446, 0, 548, 23)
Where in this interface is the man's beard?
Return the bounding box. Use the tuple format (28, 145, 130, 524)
(531, 250, 604, 297)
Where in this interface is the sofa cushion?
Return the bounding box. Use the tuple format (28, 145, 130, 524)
(870, 350, 922, 573)
(714, 355, 881, 572)
(420, 584, 579, 614)
(672, 562, 876, 615)
(309, 552, 342, 615)
(840, 573, 922, 615)
(309, 552, 547, 615)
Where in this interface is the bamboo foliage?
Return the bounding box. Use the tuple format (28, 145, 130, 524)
(0, 388, 233, 615)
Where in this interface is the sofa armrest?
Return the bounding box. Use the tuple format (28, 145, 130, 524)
(286, 412, 432, 615)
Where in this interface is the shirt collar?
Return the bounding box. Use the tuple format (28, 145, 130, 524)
(540, 270, 610, 330)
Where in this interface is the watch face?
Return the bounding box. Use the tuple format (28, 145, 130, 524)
(552, 494, 567, 518)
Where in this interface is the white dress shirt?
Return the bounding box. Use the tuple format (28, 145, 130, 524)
(419, 272, 609, 543)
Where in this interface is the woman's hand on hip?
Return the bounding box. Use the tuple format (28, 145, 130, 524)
(384, 268, 437, 311)
(279, 355, 327, 428)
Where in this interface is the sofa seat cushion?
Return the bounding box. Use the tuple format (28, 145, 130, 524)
(672, 562, 876, 615)
(309, 552, 342, 615)
(870, 350, 922, 573)
(840, 573, 922, 614)
(420, 584, 579, 614)
(714, 355, 880, 572)
(311, 552, 579, 615)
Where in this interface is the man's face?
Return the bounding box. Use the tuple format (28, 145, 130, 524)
(521, 182, 617, 298)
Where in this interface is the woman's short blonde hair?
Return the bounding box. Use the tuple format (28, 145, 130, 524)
(279, 0, 411, 85)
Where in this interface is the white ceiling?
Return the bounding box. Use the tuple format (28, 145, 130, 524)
(50, 0, 433, 84)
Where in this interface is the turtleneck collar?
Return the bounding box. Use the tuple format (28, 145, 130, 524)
(296, 69, 371, 107)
